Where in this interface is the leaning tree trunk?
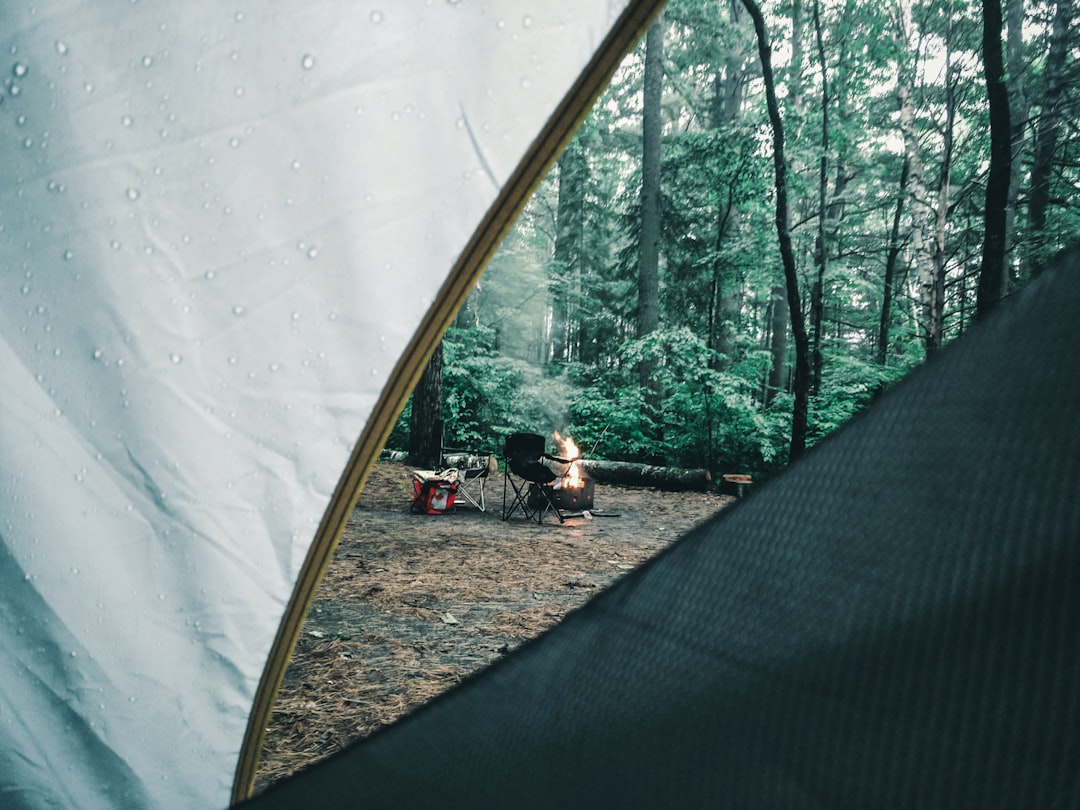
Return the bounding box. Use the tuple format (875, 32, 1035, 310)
(977, 0, 1012, 317)
(743, 0, 812, 462)
(406, 341, 444, 469)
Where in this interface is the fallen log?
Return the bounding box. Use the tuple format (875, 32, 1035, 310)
(578, 459, 712, 492)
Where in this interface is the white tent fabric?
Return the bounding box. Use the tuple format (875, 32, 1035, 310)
(0, 2, 642, 807)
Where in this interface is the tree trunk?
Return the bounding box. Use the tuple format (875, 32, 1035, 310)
(931, 40, 955, 347)
(637, 13, 664, 433)
(1003, 0, 1026, 281)
(894, 0, 942, 357)
(878, 159, 910, 365)
(766, 285, 790, 405)
(743, 0, 812, 462)
(578, 459, 712, 492)
(552, 142, 587, 363)
(637, 15, 664, 352)
(977, 0, 1012, 317)
(810, 0, 829, 395)
(1025, 0, 1072, 277)
(406, 341, 444, 469)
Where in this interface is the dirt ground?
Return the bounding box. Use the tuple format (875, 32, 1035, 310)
(253, 461, 734, 793)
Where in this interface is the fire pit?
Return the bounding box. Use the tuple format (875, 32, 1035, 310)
(526, 431, 595, 513)
(530, 476, 595, 512)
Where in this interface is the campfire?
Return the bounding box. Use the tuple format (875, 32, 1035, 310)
(551, 431, 594, 511)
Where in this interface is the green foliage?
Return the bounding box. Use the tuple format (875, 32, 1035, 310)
(568, 328, 790, 471)
(808, 351, 912, 444)
(393, 0, 1080, 480)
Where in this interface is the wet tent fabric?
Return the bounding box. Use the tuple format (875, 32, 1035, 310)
(0, 2, 659, 808)
(248, 256, 1080, 809)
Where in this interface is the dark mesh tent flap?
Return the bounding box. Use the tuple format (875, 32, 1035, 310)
(247, 253, 1080, 808)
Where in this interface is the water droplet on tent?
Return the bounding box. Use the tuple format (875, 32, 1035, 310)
(327, 311, 337, 321)
(306, 246, 318, 259)
(370, 10, 384, 23)
(121, 114, 133, 127)
(141, 54, 153, 68)
(300, 53, 315, 70)
(157, 593, 165, 600)
(203, 270, 216, 281)
(234, 85, 244, 96)
(92, 348, 102, 360)
(496, 18, 506, 30)
(15, 114, 26, 126)
(291, 311, 301, 321)
(268, 362, 280, 372)
(520, 76, 531, 89)
(290, 159, 301, 171)
(84, 81, 94, 93)
(70, 566, 79, 575)
(128, 696, 137, 703)
(227, 356, 237, 365)
(55, 40, 69, 55)
(169, 353, 182, 364)
(522, 14, 534, 27)
(21, 285, 30, 295)
(22, 137, 32, 148)
(126, 187, 140, 201)
(12, 62, 28, 78)
(228, 137, 240, 148)
(70, 650, 77, 657)
(62, 249, 73, 261)
(234, 11, 244, 22)
(110, 239, 121, 250)
(53, 348, 62, 357)
(232, 305, 245, 316)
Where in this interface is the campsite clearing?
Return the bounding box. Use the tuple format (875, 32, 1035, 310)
(254, 461, 733, 792)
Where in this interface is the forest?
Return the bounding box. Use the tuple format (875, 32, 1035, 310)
(391, 0, 1080, 478)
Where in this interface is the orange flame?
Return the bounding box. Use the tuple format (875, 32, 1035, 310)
(554, 431, 583, 489)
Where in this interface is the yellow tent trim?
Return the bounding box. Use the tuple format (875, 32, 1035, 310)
(231, 0, 667, 802)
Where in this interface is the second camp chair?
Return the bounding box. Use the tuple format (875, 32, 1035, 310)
(501, 432, 571, 524)
(440, 448, 496, 512)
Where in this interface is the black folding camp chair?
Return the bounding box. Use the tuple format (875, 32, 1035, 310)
(501, 432, 572, 524)
(440, 448, 496, 512)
